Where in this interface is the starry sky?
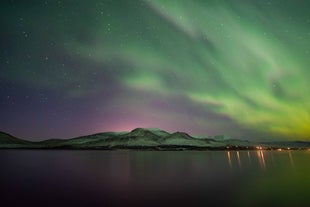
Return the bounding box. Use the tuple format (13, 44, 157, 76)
(1, 0, 310, 141)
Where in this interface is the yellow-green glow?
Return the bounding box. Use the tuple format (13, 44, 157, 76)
(1, 0, 310, 139)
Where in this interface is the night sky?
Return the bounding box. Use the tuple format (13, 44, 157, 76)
(1, 0, 310, 141)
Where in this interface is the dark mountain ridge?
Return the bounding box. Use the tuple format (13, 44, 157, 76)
(0, 128, 309, 150)
(0, 131, 31, 144)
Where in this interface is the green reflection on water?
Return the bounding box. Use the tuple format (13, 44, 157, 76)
(235, 150, 310, 207)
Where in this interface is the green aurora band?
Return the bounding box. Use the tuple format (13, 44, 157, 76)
(1, 0, 310, 140)
(79, 0, 310, 139)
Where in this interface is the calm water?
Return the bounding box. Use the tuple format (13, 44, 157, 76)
(1, 150, 310, 207)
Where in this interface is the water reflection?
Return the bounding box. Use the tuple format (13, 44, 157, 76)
(288, 151, 295, 168)
(228, 150, 267, 170)
(227, 151, 232, 168)
(236, 151, 241, 167)
(247, 151, 252, 164)
(225, 150, 302, 172)
(0, 150, 308, 207)
(260, 150, 266, 170)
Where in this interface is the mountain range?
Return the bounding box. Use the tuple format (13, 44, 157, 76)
(1, 128, 310, 150)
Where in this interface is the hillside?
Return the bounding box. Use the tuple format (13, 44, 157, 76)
(1, 128, 309, 150)
(0, 131, 34, 148)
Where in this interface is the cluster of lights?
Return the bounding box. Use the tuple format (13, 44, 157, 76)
(277, 148, 291, 151)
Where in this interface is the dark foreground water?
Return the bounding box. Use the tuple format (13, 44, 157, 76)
(1, 150, 310, 207)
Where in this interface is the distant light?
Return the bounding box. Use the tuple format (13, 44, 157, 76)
(277, 148, 282, 151)
(256, 146, 263, 150)
(287, 148, 291, 150)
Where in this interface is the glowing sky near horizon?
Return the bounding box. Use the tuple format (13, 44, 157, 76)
(1, 0, 310, 140)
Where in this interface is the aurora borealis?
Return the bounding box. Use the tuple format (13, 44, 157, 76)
(1, 0, 310, 141)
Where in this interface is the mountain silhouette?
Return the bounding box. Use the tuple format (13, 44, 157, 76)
(0, 128, 309, 150)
